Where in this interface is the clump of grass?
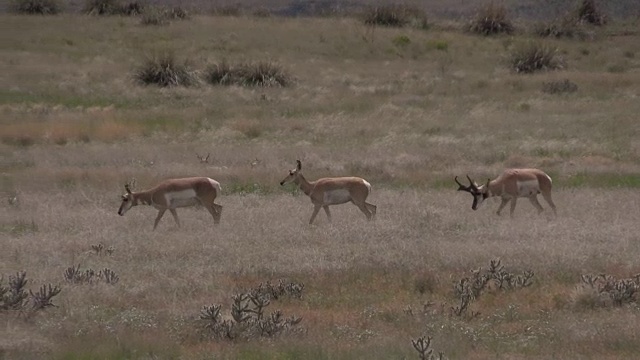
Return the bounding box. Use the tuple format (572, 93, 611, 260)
(204, 60, 292, 87)
(535, 17, 587, 39)
(575, 0, 607, 26)
(466, 2, 514, 35)
(140, 7, 168, 25)
(10, 0, 61, 14)
(510, 42, 564, 73)
(134, 53, 199, 87)
(542, 79, 578, 94)
(363, 4, 428, 29)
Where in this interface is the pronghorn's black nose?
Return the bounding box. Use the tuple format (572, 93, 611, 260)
(280, 181, 285, 186)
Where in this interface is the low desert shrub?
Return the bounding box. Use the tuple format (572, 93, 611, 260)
(1, 271, 61, 313)
(542, 79, 578, 94)
(84, 0, 146, 15)
(10, 0, 61, 14)
(64, 265, 119, 285)
(199, 280, 304, 340)
(510, 42, 564, 73)
(575, 0, 607, 26)
(363, 4, 428, 29)
(412, 336, 447, 360)
(579, 273, 639, 307)
(204, 60, 292, 87)
(134, 53, 199, 87)
(466, 2, 514, 35)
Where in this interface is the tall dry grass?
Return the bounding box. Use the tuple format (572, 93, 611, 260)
(1, 12, 640, 359)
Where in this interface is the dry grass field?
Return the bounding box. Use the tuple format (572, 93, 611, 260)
(2, 3, 640, 359)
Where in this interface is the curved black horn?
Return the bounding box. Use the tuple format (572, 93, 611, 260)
(466, 175, 478, 191)
(124, 184, 132, 194)
(455, 176, 469, 191)
(296, 159, 302, 171)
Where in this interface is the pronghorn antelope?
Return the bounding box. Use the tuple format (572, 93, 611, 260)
(117, 177, 222, 230)
(455, 169, 557, 218)
(280, 160, 376, 224)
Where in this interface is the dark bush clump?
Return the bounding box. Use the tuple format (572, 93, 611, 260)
(467, 3, 514, 35)
(576, 0, 607, 26)
(511, 42, 564, 73)
(204, 61, 292, 87)
(11, 0, 61, 14)
(542, 79, 578, 94)
(134, 53, 199, 87)
(84, 0, 147, 16)
(363, 4, 428, 29)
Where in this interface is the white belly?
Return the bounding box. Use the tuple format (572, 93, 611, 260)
(516, 180, 540, 197)
(165, 189, 199, 208)
(323, 189, 352, 205)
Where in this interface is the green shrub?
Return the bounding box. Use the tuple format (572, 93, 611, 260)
(392, 35, 411, 48)
(204, 60, 292, 87)
(134, 53, 199, 87)
(510, 42, 564, 73)
(363, 4, 428, 29)
(467, 3, 514, 35)
(11, 0, 61, 14)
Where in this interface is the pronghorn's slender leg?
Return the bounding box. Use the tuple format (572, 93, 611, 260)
(496, 198, 509, 216)
(541, 192, 557, 216)
(529, 196, 544, 214)
(355, 202, 373, 220)
(169, 208, 180, 227)
(365, 202, 377, 218)
(509, 198, 518, 218)
(209, 203, 222, 224)
(323, 206, 332, 222)
(153, 209, 167, 230)
(309, 205, 322, 224)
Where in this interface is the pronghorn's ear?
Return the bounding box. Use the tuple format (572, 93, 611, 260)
(485, 178, 491, 188)
(124, 184, 132, 194)
(296, 160, 302, 171)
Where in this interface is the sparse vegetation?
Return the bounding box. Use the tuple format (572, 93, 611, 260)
(10, 0, 61, 14)
(510, 41, 564, 73)
(1, 271, 61, 314)
(84, 0, 146, 15)
(466, 2, 514, 35)
(363, 4, 428, 29)
(2, 8, 640, 359)
(542, 79, 578, 94)
(575, 0, 607, 26)
(64, 265, 120, 285)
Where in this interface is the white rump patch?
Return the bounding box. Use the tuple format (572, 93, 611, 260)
(516, 180, 540, 197)
(323, 189, 352, 205)
(165, 189, 199, 208)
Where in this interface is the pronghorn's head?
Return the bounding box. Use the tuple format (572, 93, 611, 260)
(117, 184, 135, 216)
(455, 175, 490, 210)
(280, 160, 302, 186)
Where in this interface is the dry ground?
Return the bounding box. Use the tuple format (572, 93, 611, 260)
(1, 10, 640, 359)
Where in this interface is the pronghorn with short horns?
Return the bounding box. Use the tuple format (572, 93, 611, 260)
(118, 177, 222, 230)
(280, 160, 376, 224)
(455, 168, 557, 218)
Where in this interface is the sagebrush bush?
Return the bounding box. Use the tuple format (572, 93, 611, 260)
(204, 60, 292, 87)
(363, 4, 428, 29)
(575, 0, 607, 26)
(134, 53, 199, 87)
(11, 0, 61, 14)
(84, 0, 145, 15)
(467, 3, 514, 35)
(510, 42, 563, 73)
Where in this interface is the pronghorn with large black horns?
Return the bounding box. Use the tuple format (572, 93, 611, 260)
(118, 177, 222, 230)
(455, 168, 557, 218)
(280, 160, 376, 224)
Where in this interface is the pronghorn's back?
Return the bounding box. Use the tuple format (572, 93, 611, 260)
(499, 168, 553, 194)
